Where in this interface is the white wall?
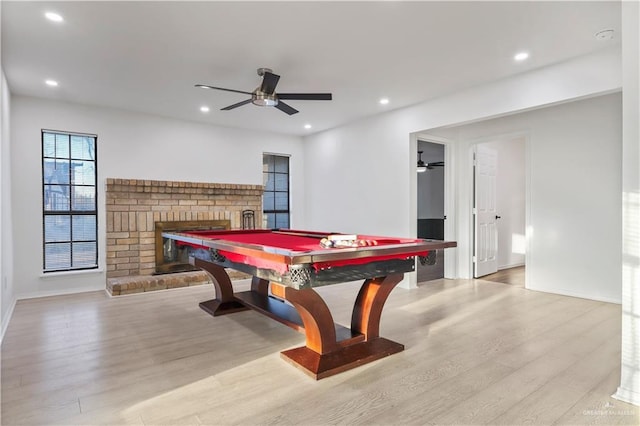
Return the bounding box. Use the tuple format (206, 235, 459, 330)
(615, 0, 640, 407)
(303, 47, 621, 292)
(1, 0, 17, 341)
(10, 96, 303, 298)
(479, 138, 526, 270)
(1, 70, 14, 341)
(304, 47, 620, 235)
(435, 94, 622, 302)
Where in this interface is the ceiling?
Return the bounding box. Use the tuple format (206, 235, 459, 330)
(2, 1, 621, 136)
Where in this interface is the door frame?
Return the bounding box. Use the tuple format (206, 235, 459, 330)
(409, 132, 455, 282)
(465, 131, 531, 286)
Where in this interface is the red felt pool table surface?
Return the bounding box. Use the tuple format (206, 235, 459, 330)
(182, 229, 419, 252)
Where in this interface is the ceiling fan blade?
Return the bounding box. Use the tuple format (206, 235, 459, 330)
(275, 101, 299, 115)
(277, 93, 332, 101)
(426, 162, 445, 169)
(221, 99, 252, 111)
(195, 84, 252, 95)
(260, 72, 280, 94)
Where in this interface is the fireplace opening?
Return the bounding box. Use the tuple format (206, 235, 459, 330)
(154, 220, 231, 274)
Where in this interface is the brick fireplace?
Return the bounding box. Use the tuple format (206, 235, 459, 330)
(105, 178, 263, 295)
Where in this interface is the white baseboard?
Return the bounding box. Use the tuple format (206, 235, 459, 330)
(527, 286, 621, 305)
(1, 296, 16, 344)
(613, 386, 640, 407)
(16, 284, 106, 301)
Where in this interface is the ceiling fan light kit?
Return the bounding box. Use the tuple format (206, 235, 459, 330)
(196, 68, 332, 115)
(417, 150, 444, 173)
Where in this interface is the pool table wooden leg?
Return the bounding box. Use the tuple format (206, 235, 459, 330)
(192, 258, 249, 316)
(251, 276, 270, 295)
(270, 284, 338, 354)
(272, 277, 404, 380)
(351, 273, 404, 339)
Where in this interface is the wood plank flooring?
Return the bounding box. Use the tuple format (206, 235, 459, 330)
(480, 265, 525, 287)
(1, 278, 638, 425)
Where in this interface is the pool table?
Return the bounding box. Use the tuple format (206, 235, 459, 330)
(162, 228, 456, 379)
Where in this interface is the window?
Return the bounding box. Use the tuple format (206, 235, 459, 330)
(42, 130, 98, 272)
(263, 154, 290, 229)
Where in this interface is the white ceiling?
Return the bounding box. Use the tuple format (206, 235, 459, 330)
(2, 1, 621, 136)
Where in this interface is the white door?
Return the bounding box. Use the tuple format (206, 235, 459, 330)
(474, 145, 498, 277)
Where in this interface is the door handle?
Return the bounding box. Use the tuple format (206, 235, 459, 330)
(495, 215, 501, 219)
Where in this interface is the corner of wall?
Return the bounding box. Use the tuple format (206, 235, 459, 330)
(1, 63, 16, 342)
(0, 295, 16, 343)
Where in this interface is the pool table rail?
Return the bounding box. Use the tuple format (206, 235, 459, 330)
(162, 229, 456, 266)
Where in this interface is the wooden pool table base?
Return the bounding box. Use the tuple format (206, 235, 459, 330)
(193, 257, 405, 379)
(281, 338, 404, 380)
(199, 299, 248, 317)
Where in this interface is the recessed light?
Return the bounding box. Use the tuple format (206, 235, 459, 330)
(379, 98, 389, 105)
(200, 106, 210, 113)
(304, 124, 312, 129)
(514, 52, 529, 61)
(45, 12, 63, 22)
(45, 80, 59, 87)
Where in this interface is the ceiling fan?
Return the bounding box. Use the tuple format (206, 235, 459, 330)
(417, 151, 445, 173)
(195, 68, 332, 115)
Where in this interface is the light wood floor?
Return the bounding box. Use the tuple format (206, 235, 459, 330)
(480, 266, 526, 287)
(2, 278, 638, 425)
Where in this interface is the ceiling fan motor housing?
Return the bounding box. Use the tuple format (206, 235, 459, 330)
(252, 91, 278, 107)
(257, 68, 273, 76)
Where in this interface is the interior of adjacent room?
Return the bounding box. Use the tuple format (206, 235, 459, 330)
(416, 139, 446, 283)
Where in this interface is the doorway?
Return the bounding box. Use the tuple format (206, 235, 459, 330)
(472, 137, 526, 283)
(417, 140, 445, 282)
